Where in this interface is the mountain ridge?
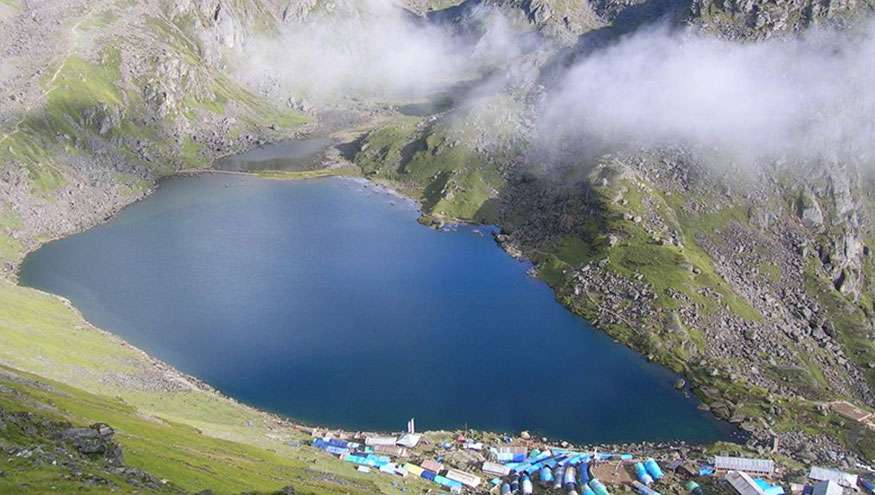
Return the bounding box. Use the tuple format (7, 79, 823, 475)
(2, 0, 875, 491)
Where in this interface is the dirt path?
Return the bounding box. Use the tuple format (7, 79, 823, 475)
(0, 0, 107, 146)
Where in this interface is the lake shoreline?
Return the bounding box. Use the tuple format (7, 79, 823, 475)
(12, 274, 741, 455)
(17, 170, 740, 447)
(9, 132, 746, 458)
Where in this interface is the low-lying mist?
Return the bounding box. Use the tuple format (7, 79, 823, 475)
(235, 0, 875, 166)
(542, 21, 875, 164)
(234, 0, 530, 103)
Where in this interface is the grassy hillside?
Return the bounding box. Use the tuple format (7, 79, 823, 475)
(3, 0, 875, 485)
(354, 113, 505, 224)
(0, 2, 429, 492)
(0, 0, 306, 273)
(0, 280, 429, 494)
(525, 159, 875, 460)
(353, 114, 875, 459)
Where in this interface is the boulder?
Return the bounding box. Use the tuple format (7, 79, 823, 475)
(60, 423, 123, 464)
(798, 190, 824, 229)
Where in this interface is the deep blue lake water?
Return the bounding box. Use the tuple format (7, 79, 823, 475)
(20, 174, 736, 443)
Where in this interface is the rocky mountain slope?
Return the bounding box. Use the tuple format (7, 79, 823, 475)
(0, 0, 305, 276)
(690, 0, 875, 38)
(0, 1, 403, 492)
(2, 0, 875, 490)
(347, 0, 875, 465)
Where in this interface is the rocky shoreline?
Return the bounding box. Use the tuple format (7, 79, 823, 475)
(484, 153, 875, 467)
(3, 128, 739, 439)
(8, 91, 873, 466)
(2, 0, 874, 492)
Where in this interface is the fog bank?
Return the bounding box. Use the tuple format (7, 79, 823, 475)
(542, 22, 875, 163)
(234, 0, 527, 102)
(236, 0, 875, 165)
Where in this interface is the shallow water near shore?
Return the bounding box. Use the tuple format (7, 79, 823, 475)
(20, 174, 738, 444)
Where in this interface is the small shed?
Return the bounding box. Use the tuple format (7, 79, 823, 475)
(397, 433, 421, 448)
(365, 436, 398, 447)
(403, 463, 424, 477)
(496, 446, 528, 462)
(715, 456, 775, 476)
(755, 478, 785, 495)
(726, 470, 768, 495)
(422, 459, 444, 473)
(445, 468, 482, 488)
(808, 467, 858, 488)
(482, 461, 511, 477)
(373, 445, 408, 458)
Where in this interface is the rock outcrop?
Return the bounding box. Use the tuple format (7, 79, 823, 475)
(3, 0, 875, 466)
(60, 424, 123, 464)
(0, 0, 302, 275)
(689, 0, 875, 38)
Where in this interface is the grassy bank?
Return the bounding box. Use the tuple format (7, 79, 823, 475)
(255, 165, 361, 180)
(352, 115, 875, 460)
(354, 117, 501, 224)
(0, 282, 428, 493)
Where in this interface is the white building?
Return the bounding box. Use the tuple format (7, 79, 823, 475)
(726, 470, 768, 495)
(812, 480, 843, 495)
(364, 435, 397, 446)
(716, 456, 776, 476)
(808, 467, 858, 488)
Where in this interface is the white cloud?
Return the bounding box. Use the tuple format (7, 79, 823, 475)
(540, 21, 875, 163)
(234, 0, 526, 103)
